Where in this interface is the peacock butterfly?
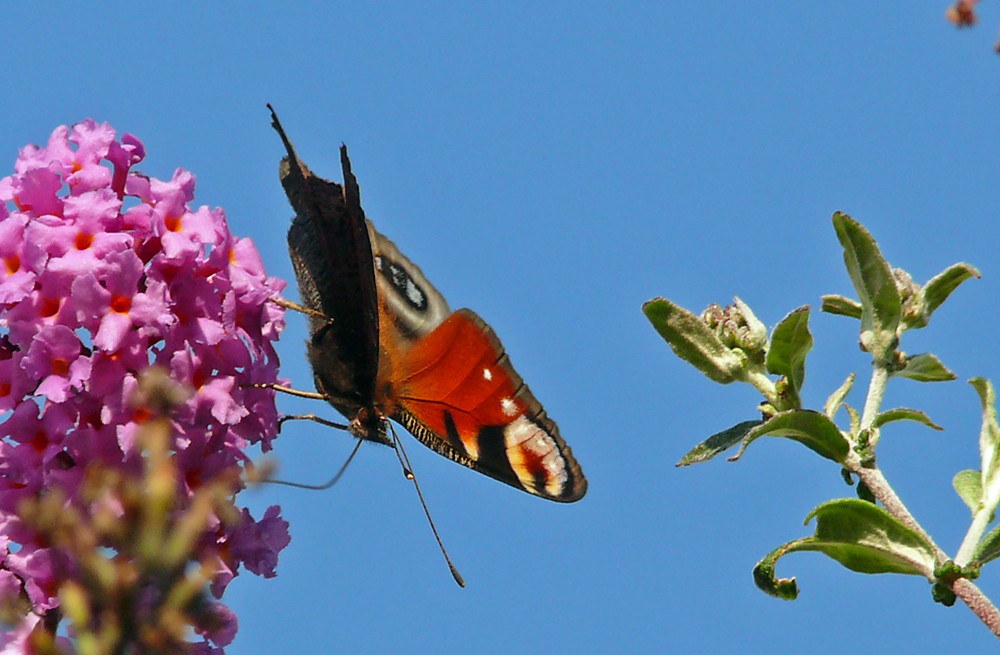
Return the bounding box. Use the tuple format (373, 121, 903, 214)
(269, 108, 586, 503)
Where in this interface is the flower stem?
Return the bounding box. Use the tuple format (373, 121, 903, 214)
(743, 369, 778, 406)
(854, 465, 1000, 638)
(954, 579, 1000, 639)
(854, 465, 933, 547)
(956, 509, 992, 567)
(849, 363, 1000, 638)
(860, 365, 888, 442)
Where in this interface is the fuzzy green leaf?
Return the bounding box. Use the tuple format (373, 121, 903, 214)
(856, 480, 876, 503)
(753, 540, 806, 600)
(974, 523, 1000, 566)
(765, 306, 811, 408)
(970, 378, 1000, 513)
(753, 499, 936, 600)
(871, 408, 943, 431)
(832, 212, 901, 360)
(643, 298, 745, 383)
(730, 410, 849, 464)
(923, 263, 980, 318)
(954, 470, 983, 515)
(820, 294, 863, 319)
(895, 353, 956, 382)
(824, 373, 856, 420)
(676, 420, 764, 467)
(960, 379, 1000, 567)
(971, 378, 1000, 469)
(846, 404, 861, 435)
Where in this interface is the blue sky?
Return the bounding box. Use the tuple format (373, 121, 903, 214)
(4, 3, 1000, 652)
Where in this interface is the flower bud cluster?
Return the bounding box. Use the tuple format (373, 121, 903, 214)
(701, 301, 768, 363)
(0, 120, 290, 651)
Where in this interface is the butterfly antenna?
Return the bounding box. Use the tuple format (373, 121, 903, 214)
(388, 422, 466, 588)
(264, 437, 363, 490)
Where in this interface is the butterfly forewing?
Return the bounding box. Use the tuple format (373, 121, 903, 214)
(390, 310, 587, 502)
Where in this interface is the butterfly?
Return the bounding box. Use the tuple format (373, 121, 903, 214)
(268, 108, 586, 504)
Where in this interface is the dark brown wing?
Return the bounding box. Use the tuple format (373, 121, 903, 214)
(270, 108, 380, 430)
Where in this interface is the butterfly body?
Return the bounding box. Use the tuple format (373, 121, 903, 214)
(273, 112, 586, 502)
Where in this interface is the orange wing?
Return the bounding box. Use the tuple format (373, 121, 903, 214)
(389, 309, 586, 502)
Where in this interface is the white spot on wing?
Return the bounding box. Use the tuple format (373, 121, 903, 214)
(405, 279, 423, 305)
(500, 397, 518, 417)
(482, 368, 493, 381)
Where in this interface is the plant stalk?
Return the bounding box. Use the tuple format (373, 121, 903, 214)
(851, 362, 1000, 638)
(859, 365, 888, 444)
(854, 465, 1000, 638)
(956, 509, 992, 567)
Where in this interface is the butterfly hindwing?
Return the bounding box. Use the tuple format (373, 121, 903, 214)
(368, 222, 451, 342)
(389, 309, 587, 502)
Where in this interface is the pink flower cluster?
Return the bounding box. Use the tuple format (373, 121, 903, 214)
(0, 120, 290, 650)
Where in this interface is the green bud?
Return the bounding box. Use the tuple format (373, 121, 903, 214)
(894, 268, 927, 329)
(702, 299, 769, 365)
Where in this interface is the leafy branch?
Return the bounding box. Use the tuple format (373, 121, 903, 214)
(644, 212, 1000, 638)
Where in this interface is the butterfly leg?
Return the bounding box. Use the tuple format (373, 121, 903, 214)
(270, 296, 332, 323)
(250, 383, 348, 431)
(252, 382, 328, 401)
(278, 413, 350, 432)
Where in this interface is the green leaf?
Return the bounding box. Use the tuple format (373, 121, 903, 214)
(642, 298, 745, 383)
(676, 420, 764, 467)
(831, 212, 901, 360)
(753, 499, 937, 600)
(954, 469, 982, 514)
(973, 523, 1000, 565)
(820, 294, 863, 319)
(753, 540, 806, 600)
(923, 263, 980, 318)
(846, 404, 861, 435)
(730, 410, 849, 464)
(765, 306, 812, 408)
(871, 407, 943, 431)
(824, 373, 856, 420)
(961, 380, 1000, 566)
(856, 479, 876, 503)
(895, 353, 956, 382)
(970, 378, 1000, 511)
